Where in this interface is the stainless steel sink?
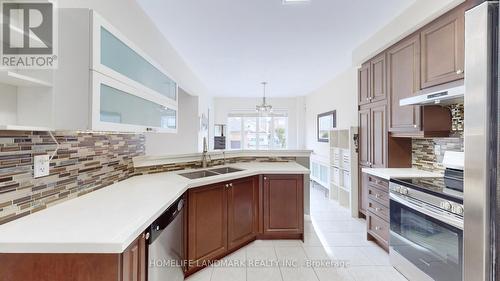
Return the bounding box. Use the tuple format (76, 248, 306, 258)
(179, 170, 219, 179)
(179, 167, 243, 179)
(208, 167, 243, 174)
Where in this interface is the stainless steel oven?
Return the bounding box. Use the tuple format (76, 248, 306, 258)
(389, 180, 464, 281)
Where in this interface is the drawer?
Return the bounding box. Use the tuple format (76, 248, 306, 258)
(367, 213, 389, 247)
(367, 199, 389, 222)
(367, 184, 389, 207)
(367, 175, 388, 191)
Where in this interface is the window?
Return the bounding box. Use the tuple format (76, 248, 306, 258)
(227, 114, 288, 150)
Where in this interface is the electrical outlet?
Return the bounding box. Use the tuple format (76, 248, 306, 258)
(434, 145, 441, 156)
(34, 155, 50, 178)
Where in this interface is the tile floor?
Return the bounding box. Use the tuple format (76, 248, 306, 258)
(186, 183, 407, 281)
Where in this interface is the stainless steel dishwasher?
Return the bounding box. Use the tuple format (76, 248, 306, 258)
(147, 194, 185, 281)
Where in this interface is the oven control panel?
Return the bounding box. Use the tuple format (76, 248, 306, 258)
(390, 183, 464, 217)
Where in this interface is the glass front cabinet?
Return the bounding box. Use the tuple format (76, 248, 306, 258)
(54, 9, 178, 133)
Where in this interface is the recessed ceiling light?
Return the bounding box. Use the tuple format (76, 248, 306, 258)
(282, 0, 310, 4)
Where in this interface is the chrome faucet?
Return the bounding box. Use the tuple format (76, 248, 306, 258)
(201, 137, 211, 168)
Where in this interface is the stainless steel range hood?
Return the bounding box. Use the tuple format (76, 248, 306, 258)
(399, 80, 464, 106)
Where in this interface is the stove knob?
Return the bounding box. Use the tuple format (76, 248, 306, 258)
(394, 186, 401, 193)
(400, 188, 409, 195)
(455, 205, 464, 215)
(442, 201, 452, 211)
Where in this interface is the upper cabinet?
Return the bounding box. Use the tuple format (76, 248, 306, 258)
(358, 53, 386, 106)
(387, 35, 421, 133)
(420, 6, 465, 89)
(358, 63, 371, 106)
(370, 53, 387, 103)
(52, 9, 178, 133)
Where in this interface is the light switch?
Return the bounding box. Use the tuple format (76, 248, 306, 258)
(34, 155, 50, 178)
(434, 145, 441, 156)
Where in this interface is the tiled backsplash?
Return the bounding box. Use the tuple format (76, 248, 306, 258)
(0, 131, 145, 225)
(133, 156, 296, 175)
(412, 104, 464, 173)
(412, 136, 464, 173)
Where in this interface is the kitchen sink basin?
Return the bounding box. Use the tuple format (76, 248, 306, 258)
(208, 167, 243, 174)
(179, 170, 219, 179)
(179, 167, 243, 179)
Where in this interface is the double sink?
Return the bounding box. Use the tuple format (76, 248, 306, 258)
(179, 167, 243, 179)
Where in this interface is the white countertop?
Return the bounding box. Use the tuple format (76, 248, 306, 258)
(361, 168, 442, 180)
(133, 149, 312, 168)
(0, 162, 309, 254)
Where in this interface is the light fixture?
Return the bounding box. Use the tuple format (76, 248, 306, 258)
(282, 0, 310, 4)
(256, 82, 273, 114)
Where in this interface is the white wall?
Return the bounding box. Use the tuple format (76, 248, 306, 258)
(59, 0, 210, 98)
(0, 85, 17, 125)
(213, 97, 306, 149)
(305, 68, 358, 158)
(145, 89, 199, 156)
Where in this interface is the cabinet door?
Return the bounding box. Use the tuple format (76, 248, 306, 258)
(187, 184, 227, 265)
(370, 54, 386, 103)
(420, 6, 465, 88)
(263, 175, 303, 236)
(358, 108, 371, 167)
(358, 63, 371, 106)
(387, 35, 421, 132)
(227, 177, 258, 251)
(92, 71, 177, 133)
(122, 233, 146, 281)
(370, 104, 387, 168)
(359, 168, 369, 215)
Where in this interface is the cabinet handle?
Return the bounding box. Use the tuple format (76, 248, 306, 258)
(375, 226, 382, 231)
(375, 194, 381, 199)
(375, 207, 381, 212)
(413, 124, 417, 128)
(456, 69, 464, 75)
(229, 183, 233, 187)
(225, 184, 229, 188)
(366, 97, 370, 101)
(145, 232, 150, 240)
(264, 177, 267, 180)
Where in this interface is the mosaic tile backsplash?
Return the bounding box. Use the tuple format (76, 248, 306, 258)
(412, 136, 464, 173)
(0, 131, 145, 225)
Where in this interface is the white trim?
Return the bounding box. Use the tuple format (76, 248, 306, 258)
(91, 11, 178, 107)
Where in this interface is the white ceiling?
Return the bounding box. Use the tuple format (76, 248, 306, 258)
(137, 0, 415, 97)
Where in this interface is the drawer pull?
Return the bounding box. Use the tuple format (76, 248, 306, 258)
(375, 226, 382, 231)
(375, 207, 381, 212)
(375, 194, 381, 199)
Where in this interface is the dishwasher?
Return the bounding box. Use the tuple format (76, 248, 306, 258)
(147, 194, 185, 281)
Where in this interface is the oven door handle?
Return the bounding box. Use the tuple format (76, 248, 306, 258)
(390, 193, 464, 230)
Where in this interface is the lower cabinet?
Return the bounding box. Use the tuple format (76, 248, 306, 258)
(186, 174, 304, 275)
(262, 174, 304, 238)
(363, 174, 390, 251)
(186, 176, 259, 273)
(0, 232, 147, 281)
(122, 233, 147, 281)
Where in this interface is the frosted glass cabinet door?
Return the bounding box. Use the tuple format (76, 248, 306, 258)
(99, 84, 177, 131)
(99, 26, 177, 101)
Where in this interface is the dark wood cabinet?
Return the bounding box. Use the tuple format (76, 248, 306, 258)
(122, 232, 147, 281)
(365, 174, 390, 251)
(370, 104, 387, 168)
(387, 34, 421, 133)
(358, 108, 370, 167)
(227, 177, 259, 251)
(370, 53, 386, 103)
(0, 232, 148, 281)
(420, 5, 465, 88)
(187, 183, 228, 266)
(358, 168, 369, 216)
(262, 174, 304, 238)
(358, 63, 371, 106)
